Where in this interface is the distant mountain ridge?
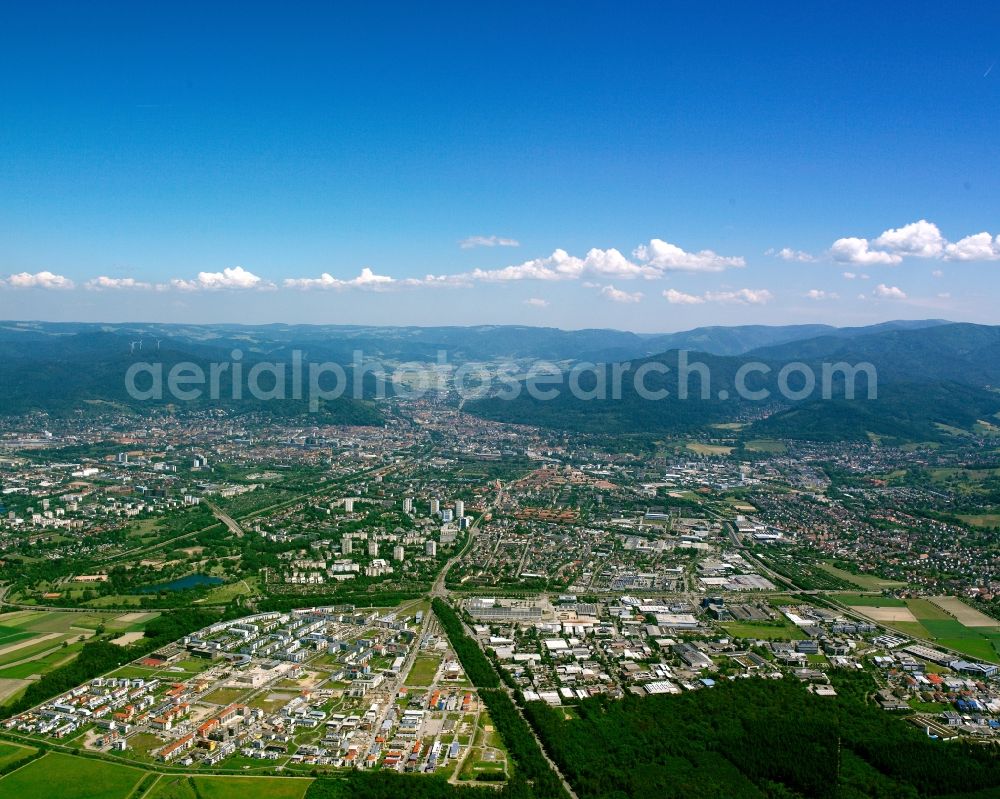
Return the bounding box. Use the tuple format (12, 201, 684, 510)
(2, 319, 995, 443)
(467, 321, 1000, 443)
(0, 318, 953, 362)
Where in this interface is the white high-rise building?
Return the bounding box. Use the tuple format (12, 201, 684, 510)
(393, 545, 405, 562)
(343, 498, 355, 513)
(341, 536, 353, 555)
(454, 500, 464, 519)
(425, 539, 437, 557)
(429, 497, 440, 515)
(403, 497, 413, 513)
(368, 540, 379, 557)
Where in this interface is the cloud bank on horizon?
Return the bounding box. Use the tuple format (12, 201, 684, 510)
(1, 221, 994, 316)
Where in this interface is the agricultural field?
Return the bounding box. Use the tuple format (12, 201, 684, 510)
(848, 597, 1000, 663)
(0, 609, 162, 706)
(0, 610, 159, 674)
(928, 596, 1000, 628)
(834, 594, 906, 607)
(0, 751, 146, 799)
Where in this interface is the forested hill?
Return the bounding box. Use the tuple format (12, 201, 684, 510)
(465, 323, 1000, 443)
(0, 331, 383, 423)
(746, 322, 1000, 385)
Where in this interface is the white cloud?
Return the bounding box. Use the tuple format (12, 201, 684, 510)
(704, 288, 773, 304)
(842, 271, 856, 280)
(85, 276, 153, 290)
(4, 235, 748, 297)
(662, 287, 772, 305)
(284, 267, 399, 291)
(467, 249, 584, 282)
(805, 289, 838, 300)
(468, 238, 743, 284)
(832, 220, 1000, 265)
(468, 247, 660, 282)
(873, 283, 907, 300)
(872, 220, 945, 258)
(171, 266, 271, 291)
(634, 238, 745, 272)
(285, 268, 473, 291)
(931, 269, 944, 278)
(768, 247, 815, 262)
(459, 235, 520, 249)
(599, 285, 643, 304)
(3, 271, 75, 289)
(523, 297, 549, 308)
(830, 237, 903, 265)
(943, 232, 1000, 261)
(662, 288, 705, 305)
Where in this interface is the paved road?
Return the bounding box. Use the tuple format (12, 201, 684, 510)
(207, 502, 245, 538)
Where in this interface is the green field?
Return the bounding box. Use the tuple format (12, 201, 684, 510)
(404, 655, 441, 686)
(0, 625, 34, 646)
(744, 439, 787, 454)
(201, 687, 248, 705)
(721, 621, 799, 641)
(900, 599, 1000, 663)
(0, 741, 36, 770)
(0, 636, 76, 669)
(958, 514, 1000, 528)
(764, 594, 801, 607)
(685, 442, 733, 456)
(0, 752, 146, 799)
(905, 599, 952, 621)
(0, 641, 86, 679)
(148, 775, 311, 799)
(889, 621, 933, 639)
(198, 577, 261, 605)
(818, 563, 906, 591)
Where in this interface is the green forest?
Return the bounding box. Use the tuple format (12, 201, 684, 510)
(523, 673, 1000, 799)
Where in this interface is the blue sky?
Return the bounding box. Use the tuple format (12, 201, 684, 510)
(1, 1, 999, 331)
